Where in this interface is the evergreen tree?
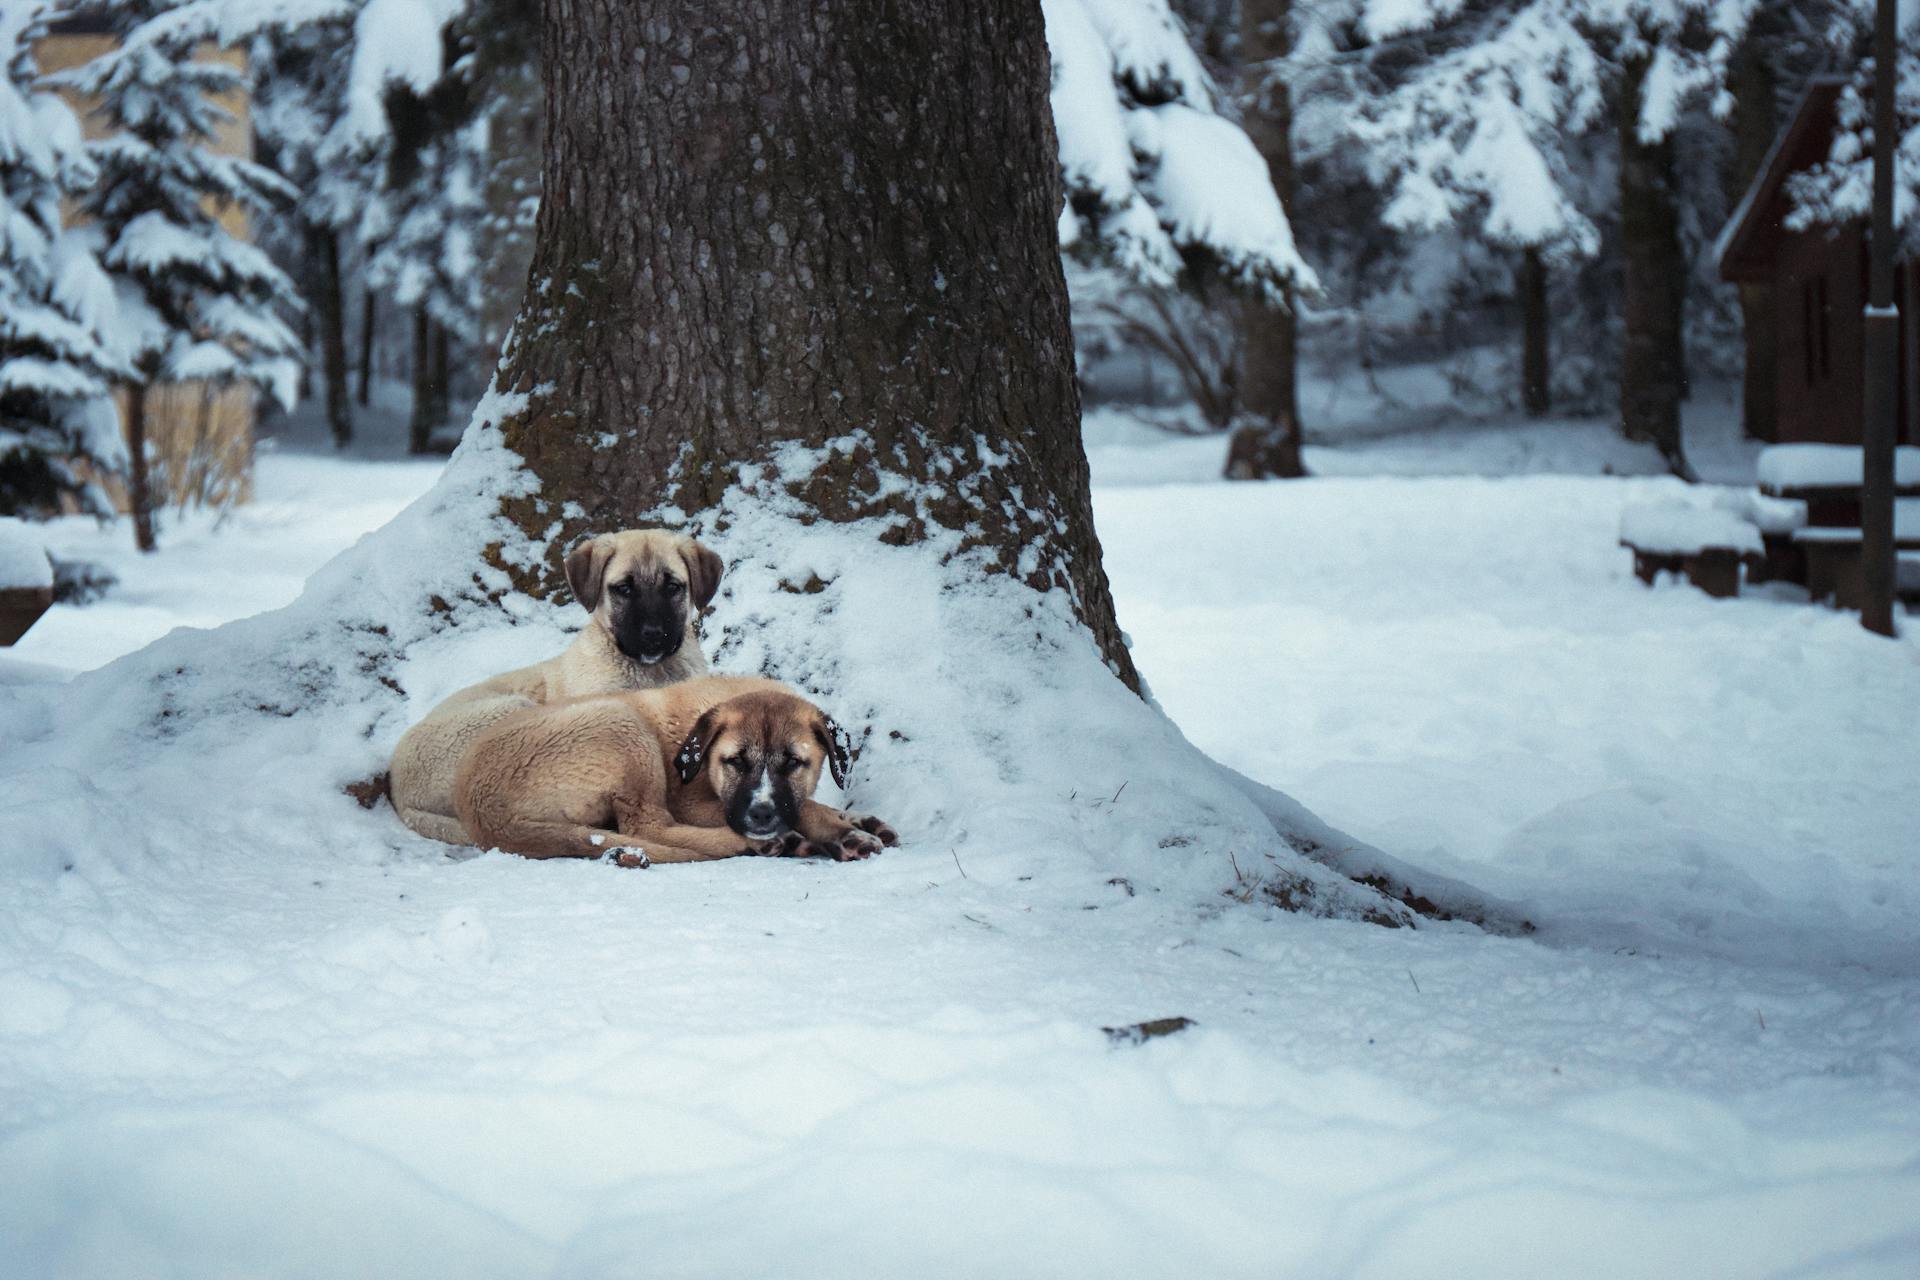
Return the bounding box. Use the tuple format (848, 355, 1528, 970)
(252, 2, 366, 448)
(0, 2, 124, 520)
(54, 0, 303, 550)
(1346, 0, 1828, 475)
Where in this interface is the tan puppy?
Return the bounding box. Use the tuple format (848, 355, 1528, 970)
(454, 674, 900, 866)
(390, 529, 723, 844)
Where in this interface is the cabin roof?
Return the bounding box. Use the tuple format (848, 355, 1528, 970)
(1716, 77, 1850, 283)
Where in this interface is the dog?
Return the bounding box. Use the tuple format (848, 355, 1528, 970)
(453, 674, 899, 866)
(389, 529, 723, 844)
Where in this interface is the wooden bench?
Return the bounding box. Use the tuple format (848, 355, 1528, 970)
(1619, 502, 1763, 598)
(1791, 498, 1920, 609)
(0, 520, 55, 645)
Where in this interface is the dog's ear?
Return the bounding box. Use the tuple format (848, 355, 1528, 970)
(680, 538, 724, 610)
(813, 714, 854, 790)
(564, 536, 612, 613)
(674, 709, 722, 785)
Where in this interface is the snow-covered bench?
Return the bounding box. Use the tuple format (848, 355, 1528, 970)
(0, 518, 56, 645)
(1792, 498, 1920, 608)
(1618, 501, 1764, 598)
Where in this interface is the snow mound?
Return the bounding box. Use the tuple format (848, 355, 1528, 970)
(0, 395, 1464, 934)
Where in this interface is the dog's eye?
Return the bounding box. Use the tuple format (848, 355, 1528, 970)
(659, 578, 682, 596)
(723, 754, 749, 771)
(608, 581, 633, 598)
(776, 756, 802, 774)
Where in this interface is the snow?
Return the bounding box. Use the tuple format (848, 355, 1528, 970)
(0, 516, 53, 589)
(1757, 444, 1920, 493)
(1, 408, 1917, 1276)
(1618, 500, 1762, 555)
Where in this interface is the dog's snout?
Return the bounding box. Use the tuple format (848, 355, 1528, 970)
(745, 798, 778, 826)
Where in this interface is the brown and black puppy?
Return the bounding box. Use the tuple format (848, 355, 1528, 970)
(390, 529, 723, 845)
(453, 674, 899, 867)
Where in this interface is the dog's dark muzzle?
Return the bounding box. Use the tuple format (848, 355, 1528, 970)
(618, 626, 682, 665)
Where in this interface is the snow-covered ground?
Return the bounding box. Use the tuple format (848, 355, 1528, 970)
(2, 409, 1916, 1278)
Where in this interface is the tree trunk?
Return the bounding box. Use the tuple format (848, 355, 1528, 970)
(1519, 247, 1551, 416)
(1617, 51, 1694, 479)
(357, 288, 375, 408)
(1728, 30, 1779, 442)
(409, 304, 434, 455)
(1227, 0, 1307, 480)
(314, 227, 353, 448)
(430, 322, 451, 427)
(490, 0, 1137, 690)
(126, 382, 156, 553)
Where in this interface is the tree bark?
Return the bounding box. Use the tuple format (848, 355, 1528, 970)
(126, 382, 156, 553)
(430, 321, 451, 427)
(1727, 30, 1779, 441)
(357, 288, 375, 408)
(1518, 247, 1551, 416)
(409, 303, 434, 455)
(1227, 0, 1307, 480)
(314, 227, 353, 447)
(490, 0, 1137, 690)
(1617, 51, 1694, 479)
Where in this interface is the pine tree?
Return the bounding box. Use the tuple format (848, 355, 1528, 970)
(363, 114, 486, 454)
(54, 0, 303, 551)
(253, 3, 367, 448)
(0, 3, 125, 520)
(1347, 0, 1819, 476)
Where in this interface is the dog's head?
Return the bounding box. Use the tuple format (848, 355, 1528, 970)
(564, 529, 723, 666)
(673, 691, 853, 841)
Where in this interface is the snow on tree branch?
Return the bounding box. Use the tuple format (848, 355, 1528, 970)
(1786, 3, 1920, 251)
(1046, 0, 1316, 298)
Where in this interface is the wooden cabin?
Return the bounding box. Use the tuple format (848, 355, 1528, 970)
(1718, 76, 1920, 449)
(36, 18, 258, 513)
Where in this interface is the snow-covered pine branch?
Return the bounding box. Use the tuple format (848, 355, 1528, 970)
(0, 1, 125, 520)
(1785, 1, 1920, 252)
(1046, 0, 1317, 300)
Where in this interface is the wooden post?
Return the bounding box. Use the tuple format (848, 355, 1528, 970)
(1860, 0, 1898, 637)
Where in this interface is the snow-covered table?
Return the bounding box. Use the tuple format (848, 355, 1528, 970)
(1617, 502, 1763, 598)
(0, 517, 55, 645)
(1756, 444, 1920, 527)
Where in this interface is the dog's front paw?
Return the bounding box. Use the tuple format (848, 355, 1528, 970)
(752, 831, 811, 858)
(843, 813, 899, 847)
(828, 827, 885, 861)
(604, 846, 651, 869)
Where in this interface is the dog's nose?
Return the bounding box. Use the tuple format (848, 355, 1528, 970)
(746, 799, 778, 828)
(638, 624, 667, 642)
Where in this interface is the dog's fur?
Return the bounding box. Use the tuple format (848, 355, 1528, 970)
(453, 674, 899, 865)
(390, 529, 724, 843)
